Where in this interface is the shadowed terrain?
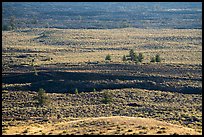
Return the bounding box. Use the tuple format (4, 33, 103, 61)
(2, 63, 202, 94)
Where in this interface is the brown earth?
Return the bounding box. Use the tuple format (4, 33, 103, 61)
(3, 116, 201, 135)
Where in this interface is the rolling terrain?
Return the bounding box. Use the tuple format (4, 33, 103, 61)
(2, 28, 202, 135)
(3, 116, 201, 135)
(2, 88, 202, 135)
(2, 2, 202, 29)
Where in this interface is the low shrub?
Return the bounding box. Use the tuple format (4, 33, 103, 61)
(105, 54, 111, 61)
(155, 54, 161, 62)
(101, 92, 112, 104)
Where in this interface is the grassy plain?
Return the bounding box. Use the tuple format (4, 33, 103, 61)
(2, 28, 202, 65)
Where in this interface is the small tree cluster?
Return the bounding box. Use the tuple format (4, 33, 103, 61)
(150, 54, 161, 63)
(122, 49, 144, 64)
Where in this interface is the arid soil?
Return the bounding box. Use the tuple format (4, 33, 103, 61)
(3, 116, 201, 135)
(2, 88, 202, 135)
(2, 28, 202, 135)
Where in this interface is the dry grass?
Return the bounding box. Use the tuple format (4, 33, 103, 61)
(2, 88, 202, 133)
(3, 116, 201, 135)
(2, 28, 202, 66)
(2, 28, 202, 135)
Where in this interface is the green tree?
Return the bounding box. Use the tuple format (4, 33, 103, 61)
(122, 55, 127, 62)
(37, 88, 48, 106)
(129, 49, 136, 61)
(128, 49, 141, 64)
(138, 53, 144, 62)
(155, 54, 161, 62)
(105, 54, 111, 61)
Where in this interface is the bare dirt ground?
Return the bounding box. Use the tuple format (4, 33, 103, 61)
(4, 116, 201, 135)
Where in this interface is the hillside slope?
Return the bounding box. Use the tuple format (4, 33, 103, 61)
(4, 116, 201, 135)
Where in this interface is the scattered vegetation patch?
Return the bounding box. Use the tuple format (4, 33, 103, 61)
(101, 91, 112, 104)
(2, 27, 202, 135)
(36, 88, 50, 106)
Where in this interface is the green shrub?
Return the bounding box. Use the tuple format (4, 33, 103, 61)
(129, 49, 137, 61)
(105, 54, 111, 61)
(37, 88, 48, 106)
(155, 54, 161, 62)
(128, 49, 144, 64)
(101, 92, 112, 104)
(122, 55, 127, 62)
(123, 50, 146, 64)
